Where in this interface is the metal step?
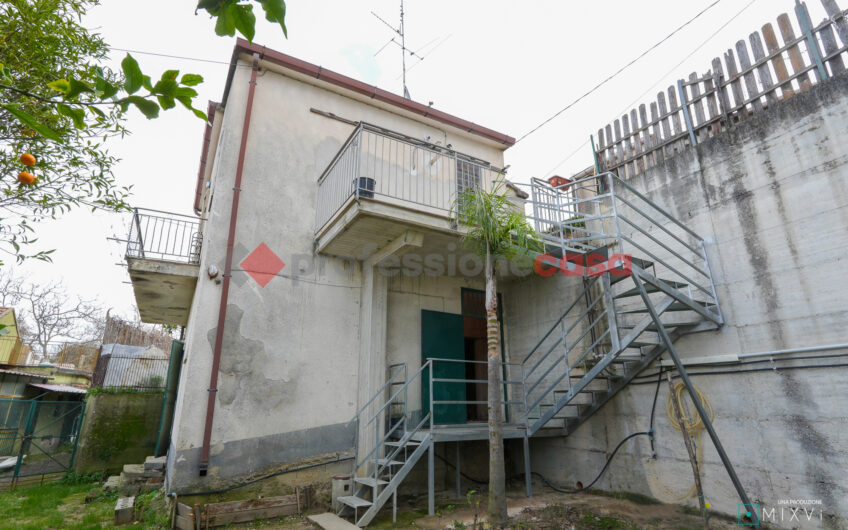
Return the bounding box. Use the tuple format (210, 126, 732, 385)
(375, 458, 403, 467)
(614, 280, 688, 299)
(619, 320, 701, 331)
(384, 440, 420, 447)
(616, 301, 709, 313)
(338, 496, 372, 509)
(354, 477, 388, 487)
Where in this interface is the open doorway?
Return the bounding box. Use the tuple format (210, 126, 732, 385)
(461, 288, 504, 423)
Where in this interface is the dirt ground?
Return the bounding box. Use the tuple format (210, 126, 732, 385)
(251, 488, 738, 529)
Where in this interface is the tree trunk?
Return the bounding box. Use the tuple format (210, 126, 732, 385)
(485, 247, 508, 525)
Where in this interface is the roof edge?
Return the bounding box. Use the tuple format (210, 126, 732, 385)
(231, 39, 516, 147)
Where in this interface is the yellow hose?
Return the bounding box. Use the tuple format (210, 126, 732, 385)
(646, 381, 713, 502)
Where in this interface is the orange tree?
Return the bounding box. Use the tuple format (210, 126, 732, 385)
(0, 0, 286, 265)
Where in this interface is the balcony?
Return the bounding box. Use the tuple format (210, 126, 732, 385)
(315, 123, 505, 260)
(125, 208, 202, 326)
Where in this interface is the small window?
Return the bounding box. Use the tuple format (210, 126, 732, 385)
(456, 160, 482, 195)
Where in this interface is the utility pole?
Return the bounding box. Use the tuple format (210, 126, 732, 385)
(372, 1, 411, 99)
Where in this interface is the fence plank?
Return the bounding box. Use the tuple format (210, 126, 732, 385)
(821, 0, 848, 46)
(711, 58, 731, 131)
(621, 114, 633, 177)
(819, 19, 846, 74)
(649, 101, 663, 164)
(657, 92, 673, 158)
(736, 39, 764, 112)
(639, 104, 654, 169)
(597, 128, 607, 170)
(629, 109, 643, 174)
(702, 69, 720, 137)
(667, 86, 686, 153)
(749, 31, 779, 107)
(614, 119, 626, 177)
(778, 13, 813, 91)
(762, 22, 795, 98)
(724, 49, 746, 121)
(605, 124, 616, 170)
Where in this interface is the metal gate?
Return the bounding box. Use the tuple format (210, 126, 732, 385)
(0, 398, 86, 488)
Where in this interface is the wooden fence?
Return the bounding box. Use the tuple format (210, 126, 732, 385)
(595, 0, 848, 178)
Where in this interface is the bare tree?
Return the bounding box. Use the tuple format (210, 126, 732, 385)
(0, 271, 103, 361)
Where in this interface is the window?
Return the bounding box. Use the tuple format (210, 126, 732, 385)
(456, 160, 482, 195)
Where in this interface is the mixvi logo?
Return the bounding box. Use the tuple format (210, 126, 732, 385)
(738, 499, 823, 526)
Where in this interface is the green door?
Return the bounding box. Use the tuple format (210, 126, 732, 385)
(421, 310, 467, 425)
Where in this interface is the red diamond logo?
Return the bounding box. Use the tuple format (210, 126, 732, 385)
(241, 243, 285, 287)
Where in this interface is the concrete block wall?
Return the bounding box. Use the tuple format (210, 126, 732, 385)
(503, 73, 848, 527)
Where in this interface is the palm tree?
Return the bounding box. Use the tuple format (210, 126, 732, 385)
(456, 178, 542, 525)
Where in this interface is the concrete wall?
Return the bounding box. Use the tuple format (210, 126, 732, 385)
(503, 73, 848, 527)
(168, 54, 507, 491)
(75, 391, 163, 474)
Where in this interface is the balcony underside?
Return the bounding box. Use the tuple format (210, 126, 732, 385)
(316, 196, 462, 260)
(127, 258, 199, 326)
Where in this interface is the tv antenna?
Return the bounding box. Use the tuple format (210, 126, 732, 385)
(372, 0, 413, 99)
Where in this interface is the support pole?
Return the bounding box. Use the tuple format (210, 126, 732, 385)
(677, 79, 698, 147)
(428, 441, 435, 515)
(523, 435, 532, 497)
(455, 442, 461, 499)
(631, 270, 759, 527)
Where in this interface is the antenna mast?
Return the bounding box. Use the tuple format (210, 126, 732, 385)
(372, 1, 412, 99)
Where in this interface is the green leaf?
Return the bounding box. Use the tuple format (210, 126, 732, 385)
(125, 96, 160, 119)
(121, 54, 143, 94)
(0, 103, 62, 141)
(66, 79, 95, 100)
(260, 0, 287, 37)
(214, 3, 236, 36)
(152, 79, 178, 97)
(161, 69, 179, 82)
(174, 86, 198, 98)
(231, 3, 256, 42)
(180, 73, 204, 86)
(176, 96, 208, 120)
(57, 104, 86, 129)
(157, 95, 176, 110)
(95, 77, 118, 99)
(47, 79, 71, 94)
(196, 0, 229, 15)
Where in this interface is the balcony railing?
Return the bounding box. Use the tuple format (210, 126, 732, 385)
(315, 123, 504, 234)
(126, 208, 202, 264)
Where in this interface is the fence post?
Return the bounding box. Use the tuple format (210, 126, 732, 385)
(677, 80, 698, 147)
(796, 0, 829, 82)
(68, 401, 86, 473)
(132, 208, 145, 259)
(12, 400, 38, 481)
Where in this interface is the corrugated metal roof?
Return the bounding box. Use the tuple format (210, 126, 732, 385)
(0, 368, 50, 379)
(28, 383, 87, 394)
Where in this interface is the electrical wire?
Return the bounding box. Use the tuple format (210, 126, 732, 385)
(513, 0, 726, 145)
(648, 364, 665, 457)
(538, 0, 760, 177)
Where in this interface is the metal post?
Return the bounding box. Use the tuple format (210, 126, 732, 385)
(455, 442, 461, 499)
(631, 271, 759, 527)
(677, 80, 698, 147)
(132, 208, 146, 258)
(68, 401, 85, 472)
(13, 400, 38, 480)
(590, 134, 601, 175)
(523, 435, 532, 497)
(796, 0, 828, 82)
(428, 442, 435, 515)
(355, 124, 364, 200)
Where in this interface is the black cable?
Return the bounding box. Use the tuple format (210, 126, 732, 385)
(434, 452, 487, 485)
(649, 364, 665, 457)
(166, 455, 354, 498)
(532, 431, 651, 494)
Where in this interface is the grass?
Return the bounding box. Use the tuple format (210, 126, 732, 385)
(0, 476, 170, 529)
(588, 488, 661, 506)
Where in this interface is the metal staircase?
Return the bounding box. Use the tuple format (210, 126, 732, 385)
(340, 171, 758, 526)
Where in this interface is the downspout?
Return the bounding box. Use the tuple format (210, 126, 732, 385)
(199, 53, 260, 476)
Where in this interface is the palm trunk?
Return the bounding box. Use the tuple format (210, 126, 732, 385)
(485, 246, 507, 525)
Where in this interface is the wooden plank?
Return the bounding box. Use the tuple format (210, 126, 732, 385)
(762, 22, 795, 98)
(821, 0, 848, 46)
(687, 72, 706, 142)
(722, 50, 745, 121)
(177, 503, 194, 516)
(597, 128, 607, 171)
(657, 91, 673, 158)
(667, 85, 686, 153)
(207, 504, 298, 526)
(749, 30, 778, 107)
(629, 108, 643, 174)
(204, 495, 299, 516)
(621, 114, 634, 177)
(702, 69, 720, 136)
(736, 39, 763, 113)
(819, 19, 846, 74)
(711, 57, 732, 132)
(606, 123, 616, 169)
(778, 13, 813, 91)
(639, 104, 654, 169)
(174, 514, 195, 530)
(649, 101, 664, 164)
(613, 119, 626, 176)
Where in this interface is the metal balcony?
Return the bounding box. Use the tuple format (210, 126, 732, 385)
(124, 208, 202, 326)
(314, 123, 506, 259)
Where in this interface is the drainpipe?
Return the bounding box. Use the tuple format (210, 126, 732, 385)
(199, 53, 260, 476)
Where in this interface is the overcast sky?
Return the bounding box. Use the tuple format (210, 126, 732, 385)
(7, 0, 832, 326)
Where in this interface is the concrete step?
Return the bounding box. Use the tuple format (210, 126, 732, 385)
(308, 513, 359, 529)
(143, 455, 166, 471)
(114, 496, 135, 525)
(104, 475, 121, 492)
(122, 464, 145, 481)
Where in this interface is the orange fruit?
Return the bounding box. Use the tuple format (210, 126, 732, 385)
(20, 153, 36, 166)
(17, 172, 35, 185)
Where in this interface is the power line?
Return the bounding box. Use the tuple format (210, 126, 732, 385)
(540, 0, 759, 178)
(513, 0, 726, 146)
(111, 47, 233, 66)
